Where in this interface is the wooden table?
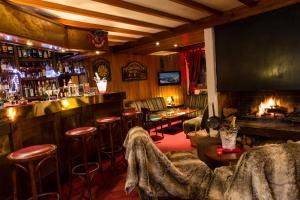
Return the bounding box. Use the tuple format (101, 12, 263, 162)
(155, 108, 197, 133)
(204, 145, 245, 165)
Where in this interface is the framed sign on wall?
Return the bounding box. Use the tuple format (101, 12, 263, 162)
(93, 58, 111, 81)
(122, 61, 147, 81)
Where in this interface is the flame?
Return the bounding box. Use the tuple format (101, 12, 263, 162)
(257, 97, 281, 116)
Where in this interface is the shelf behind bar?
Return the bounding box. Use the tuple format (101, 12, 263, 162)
(18, 57, 53, 62)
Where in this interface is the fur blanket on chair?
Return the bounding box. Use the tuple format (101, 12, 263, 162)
(124, 126, 212, 199)
(208, 142, 300, 200)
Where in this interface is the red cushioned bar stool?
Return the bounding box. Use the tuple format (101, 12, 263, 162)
(65, 127, 101, 200)
(96, 116, 123, 170)
(7, 144, 61, 200)
(122, 111, 142, 138)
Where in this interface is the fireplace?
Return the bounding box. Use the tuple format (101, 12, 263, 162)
(220, 91, 300, 122)
(219, 91, 300, 141)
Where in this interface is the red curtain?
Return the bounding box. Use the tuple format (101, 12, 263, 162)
(180, 48, 205, 94)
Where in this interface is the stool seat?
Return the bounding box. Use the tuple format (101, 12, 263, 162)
(65, 127, 97, 137)
(122, 111, 141, 117)
(96, 116, 120, 124)
(7, 144, 56, 162)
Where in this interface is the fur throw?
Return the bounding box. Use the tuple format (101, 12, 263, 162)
(124, 126, 212, 199)
(208, 143, 300, 200)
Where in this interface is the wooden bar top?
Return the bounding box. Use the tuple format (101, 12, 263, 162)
(0, 92, 126, 123)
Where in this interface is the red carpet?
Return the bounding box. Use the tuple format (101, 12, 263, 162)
(62, 127, 194, 200)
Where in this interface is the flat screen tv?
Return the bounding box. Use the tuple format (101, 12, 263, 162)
(158, 71, 181, 86)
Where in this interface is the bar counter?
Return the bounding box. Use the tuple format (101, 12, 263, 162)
(0, 91, 126, 199)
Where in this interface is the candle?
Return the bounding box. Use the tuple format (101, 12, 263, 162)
(217, 147, 223, 156)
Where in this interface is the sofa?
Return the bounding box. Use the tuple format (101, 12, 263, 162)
(126, 97, 168, 113)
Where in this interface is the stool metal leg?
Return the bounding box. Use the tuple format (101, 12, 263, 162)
(28, 161, 38, 200)
(108, 123, 115, 169)
(11, 166, 18, 200)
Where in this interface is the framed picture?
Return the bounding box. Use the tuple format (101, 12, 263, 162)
(93, 58, 111, 81)
(122, 61, 147, 81)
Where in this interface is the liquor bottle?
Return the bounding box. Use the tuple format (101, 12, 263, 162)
(57, 60, 63, 73)
(2, 44, 8, 53)
(32, 48, 37, 58)
(17, 47, 22, 58)
(22, 47, 28, 58)
(1, 59, 6, 72)
(38, 49, 43, 58)
(37, 81, 43, 96)
(24, 84, 29, 98)
(29, 83, 34, 97)
(27, 48, 32, 58)
(64, 63, 69, 73)
(7, 45, 13, 54)
(48, 50, 52, 58)
(42, 64, 46, 77)
(43, 50, 48, 59)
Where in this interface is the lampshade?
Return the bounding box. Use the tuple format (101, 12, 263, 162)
(166, 96, 174, 105)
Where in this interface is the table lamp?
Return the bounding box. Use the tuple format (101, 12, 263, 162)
(166, 96, 174, 106)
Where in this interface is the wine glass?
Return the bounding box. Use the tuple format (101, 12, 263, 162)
(52, 89, 60, 100)
(45, 89, 52, 101)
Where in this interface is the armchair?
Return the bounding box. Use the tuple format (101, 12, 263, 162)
(124, 127, 212, 200)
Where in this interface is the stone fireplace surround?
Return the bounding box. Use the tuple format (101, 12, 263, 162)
(219, 91, 300, 141)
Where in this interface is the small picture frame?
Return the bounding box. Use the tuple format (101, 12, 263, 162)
(122, 61, 147, 81)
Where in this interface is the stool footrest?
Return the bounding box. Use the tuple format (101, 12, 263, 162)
(72, 162, 100, 176)
(27, 192, 60, 200)
(101, 146, 123, 154)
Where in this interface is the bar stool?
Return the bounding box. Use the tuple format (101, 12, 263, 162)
(65, 127, 100, 200)
(7, 144, 61, 200)
(122, 111, 142, 136)
(96, 116, 123, 169)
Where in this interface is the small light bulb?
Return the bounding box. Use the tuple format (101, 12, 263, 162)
(156, 42, 160, 46)
(96, 51, 100, 55)
(174, 44, 178, 47)
(61, 49, 66, 53)
(26, 41, 33, 46)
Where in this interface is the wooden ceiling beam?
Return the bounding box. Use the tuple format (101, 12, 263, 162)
(92, 0, 192, 23)
(169, 0, 222, 15)
(238, 0, 259, 7)
(109, 41, 125, 45)
(113, 0, 299, 54)
(55, 18, 151, 36)
(9, 0, 169, 30)
(108, 35, 137, 41)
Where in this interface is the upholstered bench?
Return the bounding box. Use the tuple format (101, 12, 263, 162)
(126, 97, 168, 113)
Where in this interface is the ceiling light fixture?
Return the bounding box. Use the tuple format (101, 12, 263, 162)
(156, 42, 160, 46)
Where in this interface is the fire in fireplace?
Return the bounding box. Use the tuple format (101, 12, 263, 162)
(257, 97, 287, 118)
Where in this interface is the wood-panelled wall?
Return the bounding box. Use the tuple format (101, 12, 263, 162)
(87, 53, 186, 105)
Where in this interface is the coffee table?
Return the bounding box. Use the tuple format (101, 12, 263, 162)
(204, 145, 245, 165)
(159, 108, 196, 126)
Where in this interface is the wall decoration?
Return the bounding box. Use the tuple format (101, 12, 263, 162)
(87, 30, 108, 49)
(93, 58, 111, 81)
(122, 61, 147, 81)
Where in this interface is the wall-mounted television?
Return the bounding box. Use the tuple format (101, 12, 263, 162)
(158, 71, 181, 86)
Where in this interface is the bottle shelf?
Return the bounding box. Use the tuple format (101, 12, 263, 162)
(59, 73, 86, 77)
(0, 53, 14, 58)
(18, 58, 53, 62)
(21, 77, 57, 81)
(0, 72, 19, 76)
(24, 95, 45, 100)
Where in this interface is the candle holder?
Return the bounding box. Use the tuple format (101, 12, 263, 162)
(217, 146, 223, 156)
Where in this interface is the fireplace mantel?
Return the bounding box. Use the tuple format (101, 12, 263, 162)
(238, 120, 300, 140)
